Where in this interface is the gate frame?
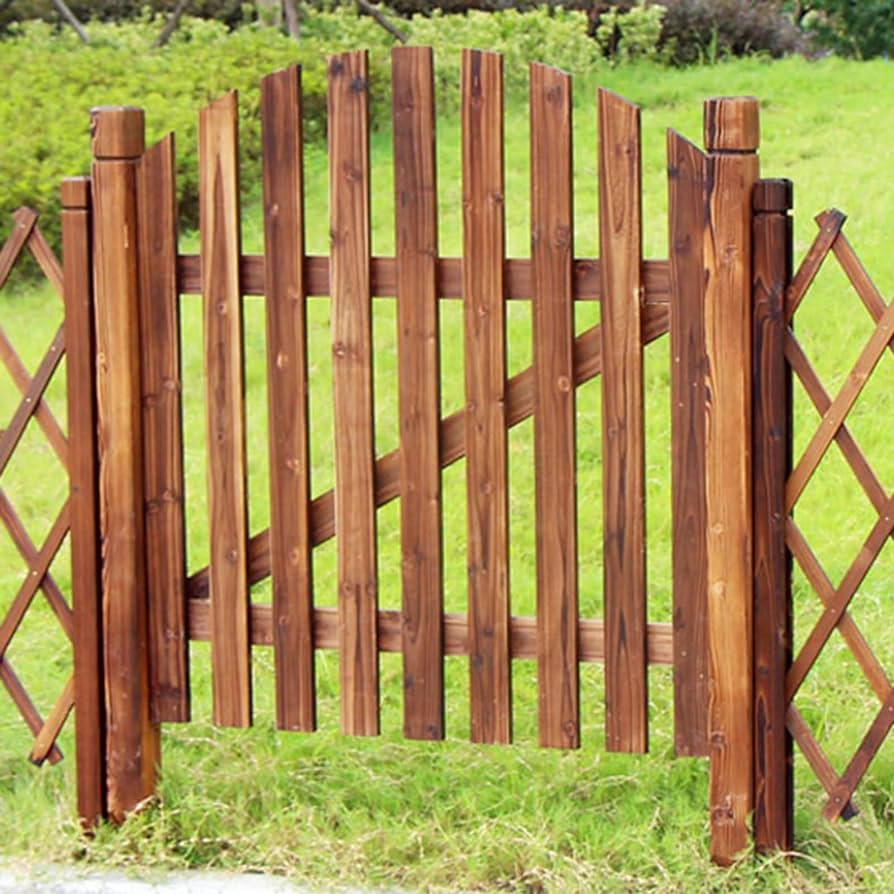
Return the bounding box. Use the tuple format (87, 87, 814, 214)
(65, 89, 797, 864)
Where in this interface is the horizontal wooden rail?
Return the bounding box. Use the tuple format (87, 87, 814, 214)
(187, 601, 673, 665)
(176, 254, 671, 303)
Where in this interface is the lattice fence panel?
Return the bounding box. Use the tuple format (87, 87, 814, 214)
(786, 210, 894, 820)
(0, 208, 73, 764)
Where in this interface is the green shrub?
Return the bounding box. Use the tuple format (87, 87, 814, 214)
(656, 0, 803, 65)
(405, 7, 600, 104)
(594, 1, 668, 63)
(0, 14, 390, 253)
(0, 0, 249, 34)
(0, 5, 602, 259)
(805, 0, 894, 60)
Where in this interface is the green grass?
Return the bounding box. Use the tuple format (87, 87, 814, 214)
(4, 53, 894, 891)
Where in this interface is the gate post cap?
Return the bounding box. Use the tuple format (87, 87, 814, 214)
(704, 97, 759, 152)
(753, 179, 793, 213)
(90, 106, 145, 160)
(61, 177, 91, 210)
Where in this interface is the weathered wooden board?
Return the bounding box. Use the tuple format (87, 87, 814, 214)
(531, 63, 579, 750)
(392, 46, 444, 741)
(329, 51, 380, 736)
(62, 176, 106, 825)
(667, 130, 709, 757)
(599, 89, 647, 754)
(462, 49, 511, 744)
(261, 66, 315, 732)
(137, 135, 190, 724)
(199, 92, 251, 728)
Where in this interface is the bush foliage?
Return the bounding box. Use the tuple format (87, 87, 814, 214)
(803, 0, 894, 60)
(0, 7, 602, 252)
(0, 14, 388, 252)
(657, 0, 803, 64)
(2, 0, 889, 262)
(595, 1, 803, 66)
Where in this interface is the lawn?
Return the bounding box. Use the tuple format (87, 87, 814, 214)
(2, 50, 894, 892)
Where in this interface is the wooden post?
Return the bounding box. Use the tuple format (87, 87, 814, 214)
(91, 106, 160, 822)
(62, 176, 106, 829)
(752, 179, 794, 852)
(702, 96, 760, 864)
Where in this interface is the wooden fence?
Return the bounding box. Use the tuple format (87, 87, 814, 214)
(5, 44, 864, 865)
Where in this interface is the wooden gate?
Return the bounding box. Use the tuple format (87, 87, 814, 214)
(1, 46, 809, 865)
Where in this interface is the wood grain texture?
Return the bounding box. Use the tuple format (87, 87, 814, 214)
(185, 306, 671, 601)
(261, 66, 315, 733)
(0, 207, 38, 290)
(785, 332, 889, 533)
(823, 689, 894, 821)
(786, 704, 857, 818)
(90, 108, 160, 821)
(530, 63, 578, 750)
(137, 135, 189, 724)
(0, 325, 66, 479)
(785, 209, 845, 321)
(787, 497, 894, 703)
(599, 88, 647, 754)
(392, 46, 444, 741)
(462, 49, 511, 745)
(0, 325, 68, 471)
(786, 297, 894, 511)
(0, 657, 62, 763)
(785, 518, 889, 702)
(187, 600, 675, 664)
(0, 489, 71, 641)
(199, 92, 252, 728)
(329, 51, 379, 736)
(832, 229, 889, 324)
(0, 501, 70, 657)
(751, 179, 793, 852)
(667, 130, 709, 758)
(91, 106, 145, 160)
(175, 253, 672, 303)
(27, 222, 64, 297)
(29, 675, 74, 765)
(62, 177, 106, 825)
(702, 97, 759, 865)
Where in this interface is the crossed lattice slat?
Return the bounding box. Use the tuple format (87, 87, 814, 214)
(786, 210, 894, 820)
(0, 208, 74, 765)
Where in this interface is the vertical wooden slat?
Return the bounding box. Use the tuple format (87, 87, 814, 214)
(752, 178, 794, 852)
(703, 96, 760, 865)
(137, 134, 189, 724)
(530, 63, 579, 750)
(462, 49, 511, 745)
(392, 46, 444, 741)
(329, 51, 379, 737)
(599, 88, 647, 754)
(261, 66, 315, 733)
(667, 130, 709, 757)
(199, 91, 251, 728)
(62, 176, 106, 827)
(90, 106, 160, 821)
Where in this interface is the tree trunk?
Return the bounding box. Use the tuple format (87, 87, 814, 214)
(356, 0, 407, 43)
(283, 0, 300, 38)
(51, 0, 89, 43)
(154, 0, 191, 48)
